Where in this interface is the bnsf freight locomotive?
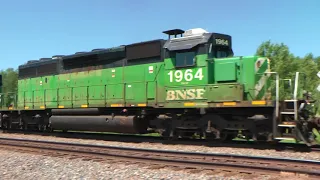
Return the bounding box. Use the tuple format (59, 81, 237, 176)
(0, 28, 319, 146)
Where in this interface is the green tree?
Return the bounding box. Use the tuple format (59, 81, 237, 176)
(0, 68, 18, 106)
(255, 41, 297, 100)
(256, 41, 320, 100)
(315, 56, 320, 71)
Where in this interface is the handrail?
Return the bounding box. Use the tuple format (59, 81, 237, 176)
(264, 72, 279, 118)
(293, 72, 307, 121)
(293, 72, 299, 101)
(293, 72, 300, 120)
(264, 72, 279, 139)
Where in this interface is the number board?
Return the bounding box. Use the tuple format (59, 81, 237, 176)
(215, 38, 229, 46)
(167, 68, 205, 85)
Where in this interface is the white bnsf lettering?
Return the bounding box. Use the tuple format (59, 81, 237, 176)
(215, 38, 229, 46)
(166, 88, 205, 100)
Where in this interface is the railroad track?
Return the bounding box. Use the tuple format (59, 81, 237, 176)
(0, 137, 320, 179)
(2, 130, 320, 152)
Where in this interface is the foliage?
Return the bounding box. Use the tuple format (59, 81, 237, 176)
(255, 40, 320, 101)
(0, 68, 18, 106)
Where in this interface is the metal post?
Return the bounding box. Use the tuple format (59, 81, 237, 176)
(265, 72, 279, 138)
(275, 73, 279, 118)
(265, 72, 279, 118)
(293, 72, 299, 101)
(293, 72, 301, 121)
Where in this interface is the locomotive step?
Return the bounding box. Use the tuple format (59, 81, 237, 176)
(278, 124, 296, 127)
(175, 127, 200, 130)
(284, 99, 298, 102)
(280, 111, 296, 115)
(274, 137, 296, 141)
(281, 133, 295, 136)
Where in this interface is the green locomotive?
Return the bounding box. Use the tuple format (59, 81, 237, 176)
(0, 28, 319, 145)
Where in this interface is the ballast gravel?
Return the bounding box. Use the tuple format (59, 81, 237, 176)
(0, 149, 296, 180)
(0, 133, 320, 161)
(0, 133, 315, 179)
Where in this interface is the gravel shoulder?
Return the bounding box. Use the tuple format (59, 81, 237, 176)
(0, 133, 315, 180)
(0, 149, 278, 180)
(0, 133, 320, 161)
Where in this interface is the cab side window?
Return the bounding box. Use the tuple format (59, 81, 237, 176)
(212, 46, 230, 58)
(175, 51, 195, 67)
(216, 49, 228, 58)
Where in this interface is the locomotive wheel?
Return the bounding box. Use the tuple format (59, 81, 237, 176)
(23, 121, 28, 131)
(38, 124, 44, 132)
(296, 121, 313, 146)
(205, 132, 217, 141)
(219, 130, 234, 141)
(0, 113, 2, 129)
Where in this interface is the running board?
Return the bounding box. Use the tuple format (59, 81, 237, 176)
(280, 111, 295, 115)
(274, 137, 296, 141)
(278, 124, 296, 127)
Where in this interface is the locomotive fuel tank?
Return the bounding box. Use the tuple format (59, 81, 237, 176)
(49, 115, 148, 134)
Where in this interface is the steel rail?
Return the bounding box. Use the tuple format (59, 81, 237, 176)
(0, 137, 320, 178)
(2, 130, 320, 152)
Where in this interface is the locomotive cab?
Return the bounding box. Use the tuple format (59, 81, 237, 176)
(162, 28, 239, 102)
(163, 28, 233, 61)
(210, 34, 233, 58)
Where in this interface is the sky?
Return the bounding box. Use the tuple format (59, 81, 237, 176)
(0, 0, 319, 70)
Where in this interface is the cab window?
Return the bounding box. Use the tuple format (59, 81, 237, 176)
(213, 46, 230, 58)
(216, 50, 228, 58)
(175, 51, 195, 67)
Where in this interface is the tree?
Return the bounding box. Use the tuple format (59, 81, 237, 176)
(316, 56, 320, 71)
(256, 41, 297, 100)
(256, 41, 320, 103)
(0, 68, 18, 106)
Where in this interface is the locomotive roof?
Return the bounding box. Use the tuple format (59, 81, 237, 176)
(18, 39, 165, 70)
(18, 58, 57, 69)
(18, 29, 232, 70)
(163, 32, 232, 51)
(61, 39, 165, 61)
(62, 45, 126, 60)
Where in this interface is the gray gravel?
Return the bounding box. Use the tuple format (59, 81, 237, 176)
(0, 149, 272, 180)
(0, 133, 313, 179)
(0, 133, 320, 161)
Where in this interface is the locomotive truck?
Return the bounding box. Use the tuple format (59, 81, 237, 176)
(0, 28, 319, 146)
